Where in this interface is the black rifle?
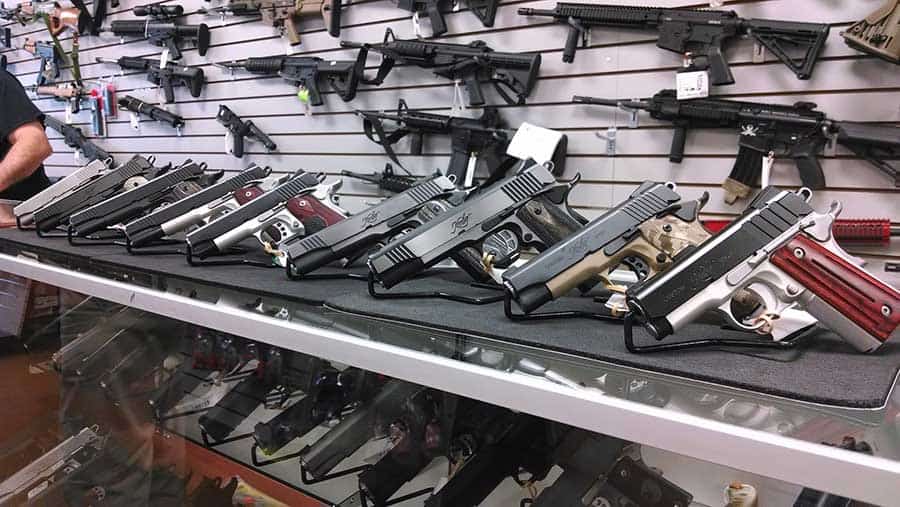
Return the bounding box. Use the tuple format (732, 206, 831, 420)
(96, 56, 205, 103)
(342, 165, 421, 194)
(368, 161, 585, 289)
(357, 99, 512, 187)
(118, 95, 185, 129)
(32, 155, 164, 233)
(341, 28, 541, 106)
(69, 162, 223, 237)
(185, 171, 321, 258)
(43, 115, 113, 164)
(424, 413, 558, 507)
(519, 3, 829, 85)
(218, 48, 368, 107)
(300, 379, 425, 481)
(124, 164, 272, 247)
(396, 0, 497, 36)
(133, 3, 184, 19)
(531, 429, 692, 507)
(253, 366, 376, 455)
(574, 91, 900, 202)
(108, 19, 210, 60)
(216, 105, 277, 158)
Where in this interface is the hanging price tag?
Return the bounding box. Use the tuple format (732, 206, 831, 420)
(224, 132, 234, 155)
(297, 86, 312, 117)
(159, 48, 169, 69)
(129, 111, 141, 131)
(450, 80, 466, 116)
(411, 11, 423, 38)
(675, 70, 709, 100)
(64, 101, 73, 123)
(506, 122, 565, 165)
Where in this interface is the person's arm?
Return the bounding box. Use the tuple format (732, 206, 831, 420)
(0, 121, 52, 194)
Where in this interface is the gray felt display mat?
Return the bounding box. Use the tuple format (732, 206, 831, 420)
(2, 228, 898, 409)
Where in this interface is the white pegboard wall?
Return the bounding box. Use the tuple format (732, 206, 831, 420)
(2, 0, 898, 261)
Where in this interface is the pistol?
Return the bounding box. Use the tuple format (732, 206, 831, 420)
(300, 379, 425, 481)
(32, 155, 164, 233)
(185, 172, 346, 260)
(124, 164, 272, 247)
(368, 161, 585, 289)
(502, 181, 707, 314)
(626, 187, 900, 352)
(69, 162, 221, 238)
(14, 159, 111, 227)
(282, 174, 464, 276)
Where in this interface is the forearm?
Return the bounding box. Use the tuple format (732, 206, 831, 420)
(0, 128, 52, 193)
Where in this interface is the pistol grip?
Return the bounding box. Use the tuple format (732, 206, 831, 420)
(426, 2, 447, 36)
(464, 77, 485, 106)
(284, 16, 301, 45)
(771, 235, 900, 352)
(704, 43, 734, 86)
(563, 25, 581, 63)
(166, 37, 182, 61)
(231, 131, 245, 158)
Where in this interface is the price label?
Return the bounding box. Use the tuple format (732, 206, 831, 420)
(507, 122, 565, 165)
(676, 70, 710, 100)
(159, 48, 169, 69)
(129, 112, 140, 131)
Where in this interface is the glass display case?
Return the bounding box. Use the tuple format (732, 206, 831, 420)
(0, 237, 898, 506)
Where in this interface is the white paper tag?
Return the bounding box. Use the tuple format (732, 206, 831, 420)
(676, 70, 710, 100)
(129, 112, 141, 131)
(284, 39, 293, 55)
(64, 102, 73, 123)
(225, 132, 234, 154)
(412, 11, 423, 38)
(159, 48, 169, 68)
(506, 122, 565, 165)
(451, 80, 466, 115)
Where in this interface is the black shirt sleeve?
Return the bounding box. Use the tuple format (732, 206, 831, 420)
(0, 70, 45, 142)
(0, 69, 51, 201)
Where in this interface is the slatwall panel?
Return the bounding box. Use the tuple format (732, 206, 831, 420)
(3, 0, 898, 263)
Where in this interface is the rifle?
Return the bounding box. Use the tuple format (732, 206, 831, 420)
(32, 155, 163, 233)
(368, 161, 585, 289)
(69, 161, 222, 238)
(14, 159, 111, 227)
(107, 18, 210, 60)
(43, 115, 113, 164)
(124, 164, 273, 247)
(118, 95, 185, 129)
(29, 83, 88, 113)
(341, 164, 421, 194)
(341, 28, 541, 106)
(96, 56, 205, 103)
(199, 0, 340, 45)
(299, 379, 425, 481)
(396, 0, 497, 37)
(842, 0, 899, 64)
(216, 105, 277, 158)
(519, 3, 829, 85)
(573, 91, 900, 202)
(218, 49, 367, 107)
(531, 430, 692, 507)
(133, 3, 184, 19)
(357, 99, 512, 187)
(184, 172, 344, 259)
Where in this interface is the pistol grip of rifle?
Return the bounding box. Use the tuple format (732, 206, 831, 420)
(465, 77, 485, 106)
(705, 44, 734, 86)
(284, 16, 301, 45)
(563, 25, 580, 63)
(426, 2, 447, 36)
(326, 0, 342, 37)
(166, 38, 182, 61)
(792, 152, 826, 190)
(160, 77, 176, 103)
(189, 74, 204, 98)
(305, 83, 323, 106)
(669, 126, 687, 163)
(445, 147, 471, 186)
(231, 131, 245, 158)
